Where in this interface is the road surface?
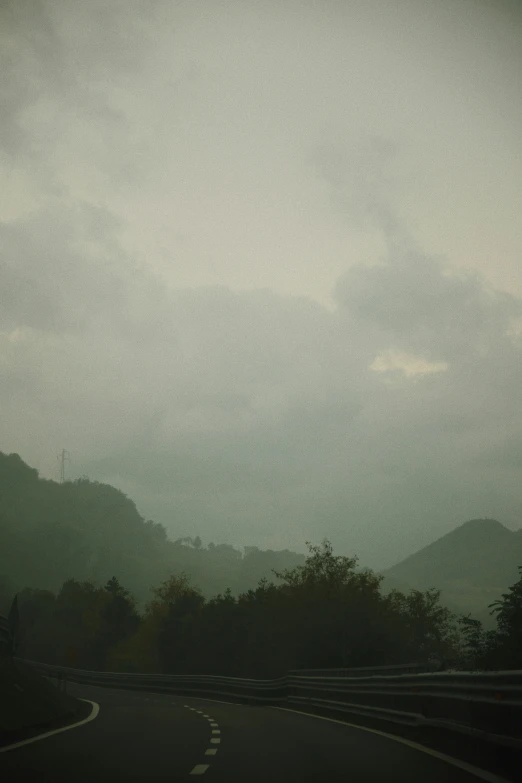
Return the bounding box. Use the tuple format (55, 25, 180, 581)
(0, 680, 511, 782)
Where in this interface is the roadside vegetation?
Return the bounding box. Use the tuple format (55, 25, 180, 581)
(7, 541, 522, 677)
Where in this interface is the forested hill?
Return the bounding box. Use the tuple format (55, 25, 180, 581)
(2, 450, 519, 630)
(0, 451, 304, 611)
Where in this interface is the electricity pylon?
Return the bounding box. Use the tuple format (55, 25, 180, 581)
(58, 449, 70, 483)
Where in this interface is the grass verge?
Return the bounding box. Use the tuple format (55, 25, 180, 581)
(0, 651, 92, 748)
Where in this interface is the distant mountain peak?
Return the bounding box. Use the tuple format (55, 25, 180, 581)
(383, 516, 519, 598)
(446, 518, 511, 542)
(459, 518, 505, 529)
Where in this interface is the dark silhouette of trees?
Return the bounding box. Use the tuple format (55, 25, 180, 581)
(88, 577, 141, 670)
(145, 574, 205, 674)
(10, 534, 522, 676)
(487, 565, 522, 669)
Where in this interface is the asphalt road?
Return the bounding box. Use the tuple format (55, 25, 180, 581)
(0, 681, 512, 782)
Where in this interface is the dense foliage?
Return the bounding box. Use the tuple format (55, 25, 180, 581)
(2, 451, 520, 675)
(7, 539, 520, 676)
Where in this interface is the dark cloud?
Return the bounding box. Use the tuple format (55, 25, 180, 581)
(310, 136, 404, 241)
(0, 201, 129, 332)
(335, 250, 522, 361)
(0, 0, 65, 156)
(4, 227, 522, 565)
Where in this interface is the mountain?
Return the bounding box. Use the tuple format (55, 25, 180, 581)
(2, 450, 518, 630)
(382, 518, 522, 627)
(0, 451, 304, 610)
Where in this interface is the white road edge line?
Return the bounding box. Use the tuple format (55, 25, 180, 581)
(0, 700, 100, 754)
(269, 707, 511, 783)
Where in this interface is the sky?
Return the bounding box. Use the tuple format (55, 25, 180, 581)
(1, 0, 522, 569)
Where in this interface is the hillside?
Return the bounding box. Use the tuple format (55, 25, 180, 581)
(3, 451, 518, 631)
(0, 452, 304, 611)
(382, 518, 522, 626)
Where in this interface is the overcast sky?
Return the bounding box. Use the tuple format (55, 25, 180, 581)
(1, 0, 522, 568)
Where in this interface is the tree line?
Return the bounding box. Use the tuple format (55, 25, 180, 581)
(10, 540, 522, 677)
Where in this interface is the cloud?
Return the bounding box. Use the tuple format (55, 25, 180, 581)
(370, 351, 448, 379)
(3, 201, 522, 565)
(335, 249, 522, 363)
(310, 136, 404, 241)
(0, 200, 130, 332)
(1, 0, 522, 568)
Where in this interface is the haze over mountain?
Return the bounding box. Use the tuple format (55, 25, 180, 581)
(0, 451, 305, 612)
(1, 451, 517, 632)
(383, 518, 522, 627)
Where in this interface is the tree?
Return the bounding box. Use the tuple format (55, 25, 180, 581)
(105, 576, 131, 598)
(191, 588, 245, 675)
(488, 565, 522, 668)
(15, 588, 56, 660)
(144, 520, 167, 545)
(9, 533, 480, 678)
(88, 577, 141, 670)
(391, 587, 460, 667)
(271, 540, 385, 670)
(456, 614, 498, 670)
(146, 574, 205, 673)
(273, 539, 360, 591)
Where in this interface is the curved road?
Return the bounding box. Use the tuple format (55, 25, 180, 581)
(0, 681, 511, 782)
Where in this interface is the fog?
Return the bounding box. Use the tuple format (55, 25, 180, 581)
(1, 0, 522, 568)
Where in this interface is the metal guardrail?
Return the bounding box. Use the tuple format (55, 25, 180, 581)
(287, 670, 522, 749)
(289, 662, 437, 677)
(18, 658, 522, 750)
(19, 660, 288, 703)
